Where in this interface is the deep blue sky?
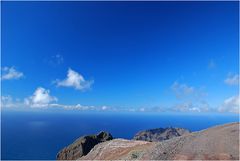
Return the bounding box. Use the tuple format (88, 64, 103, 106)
(2, 2, 239, 111)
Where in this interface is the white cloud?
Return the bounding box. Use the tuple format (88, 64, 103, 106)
(24, 87, 58, 108)
(3, 88, 105, 111)
(1, 95, 23, 108)
(55, 68, 93, 91)
(170, 81, 212, 113)
(101, 105, 108, 110)
(224, 74, 239, 86)
(1, 66, 24, 80)
(1, 95, 13, 103)
(23, 87, 104, 110)
(49, 103, 94, 110)
(218, 95, 239, 113)
(4, 85, 238, 114)
(173, 102, 194, 112)
(173, 101, 210, 113)
(171, 81, 195, 98)
(171, 81, 207, 103)
(1, 95, 14, 108)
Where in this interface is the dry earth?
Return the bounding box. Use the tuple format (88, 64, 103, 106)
(79, 122, 239, 160)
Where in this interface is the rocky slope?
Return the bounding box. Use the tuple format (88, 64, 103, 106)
(133, 127, 190, 142)
(56, 131, 112, 160)
(57, 127, 189, 160)
(79, 122, 239, 160)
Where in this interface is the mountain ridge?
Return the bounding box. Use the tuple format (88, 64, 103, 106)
(57, 122, 239, 160)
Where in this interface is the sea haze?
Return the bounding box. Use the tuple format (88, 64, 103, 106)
(1, 110, 239, 160)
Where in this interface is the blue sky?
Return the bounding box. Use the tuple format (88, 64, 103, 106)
(1, 2, 239, 113)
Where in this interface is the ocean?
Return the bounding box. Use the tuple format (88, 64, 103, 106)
(1, 110, 239, 160)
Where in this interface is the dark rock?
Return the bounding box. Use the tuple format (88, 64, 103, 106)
(133, 127, 190, 142)
(56, 131, 113, 160)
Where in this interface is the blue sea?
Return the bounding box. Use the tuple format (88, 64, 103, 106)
(1, 110, 239, 160)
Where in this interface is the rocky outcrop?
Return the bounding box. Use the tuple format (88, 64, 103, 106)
(56, 131, 113, 160)
(133, 127, 190, 142)
(79, 122, 239, 160)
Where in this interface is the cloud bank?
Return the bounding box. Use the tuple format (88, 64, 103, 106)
(2, 87, 110, 111)
(2, 79, 239, 113)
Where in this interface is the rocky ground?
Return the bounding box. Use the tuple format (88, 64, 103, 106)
(133, 127, 190, 142)
(56, 131, 113, 160)
(79, 122, 239, 160)
(57, 127, 188, 160)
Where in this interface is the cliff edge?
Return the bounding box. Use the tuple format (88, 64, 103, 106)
(56, 131, 112, 160)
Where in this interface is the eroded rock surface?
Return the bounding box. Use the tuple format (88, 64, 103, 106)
(56, 131, 113, 160)
(133, 127, 190, 142)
